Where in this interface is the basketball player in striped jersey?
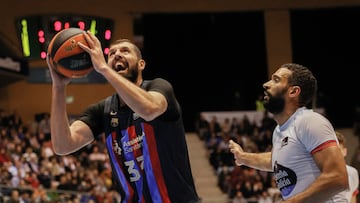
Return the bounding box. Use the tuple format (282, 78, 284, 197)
(47, 31, 200, 203)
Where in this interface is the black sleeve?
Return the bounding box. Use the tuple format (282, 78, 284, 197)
(143, 78, 181, 122)
(78, 98, 106, 136)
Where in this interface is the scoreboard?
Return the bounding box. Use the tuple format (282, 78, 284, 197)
(15, 14, 114, 60)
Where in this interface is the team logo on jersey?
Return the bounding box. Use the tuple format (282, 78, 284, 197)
(281, 136, 288, 147)
(274, 161, 297, 197)
(110, 117, 119, 127)
(113, 141, 122, 156)
(133, 113, 140, 120)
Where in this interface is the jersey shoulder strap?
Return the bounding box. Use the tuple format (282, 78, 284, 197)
(104, 93, 119, 135)
(104, 80, 150, 134)
(141, 80, 150, 89)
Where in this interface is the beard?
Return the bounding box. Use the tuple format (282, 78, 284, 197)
(263, 90, 286, 114)
(112, 62, 139, 83)
(123, 65, 139, 83)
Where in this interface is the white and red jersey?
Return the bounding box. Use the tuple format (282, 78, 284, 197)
(347, 165, 359, 201)
(333, 164, 359, 202)
(271, 107, 339, 202)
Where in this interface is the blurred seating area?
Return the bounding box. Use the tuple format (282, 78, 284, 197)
(0, 108, 120, 203)
(195, 109, 360, 203)
(0, 107, 281, 203)
(2, 105, 358, 203)
(195, 111, 283, 203)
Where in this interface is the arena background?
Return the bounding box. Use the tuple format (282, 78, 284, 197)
(1, 0, 360, 132)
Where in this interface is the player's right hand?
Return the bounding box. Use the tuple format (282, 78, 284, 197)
(229, 140, 244, 166)
(46, 54, 71, 86)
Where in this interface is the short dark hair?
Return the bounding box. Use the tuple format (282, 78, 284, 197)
(110, 39, 142, 59)
(281, 63, 317, 107)
(335, 131, 346, 146)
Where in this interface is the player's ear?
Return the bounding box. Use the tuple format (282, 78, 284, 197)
(138, 59, 146, 70)
(289, 86, 300, 96)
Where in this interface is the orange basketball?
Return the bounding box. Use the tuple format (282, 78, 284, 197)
(47, 28, 93, 78)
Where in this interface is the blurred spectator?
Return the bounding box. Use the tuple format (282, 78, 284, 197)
(266, 179, 281, 201)
(222, 117, 232, 135)
(0, 146, 11, 164)
(209, 116, 222, 137)
(195, 113, 210, 140)
(6, 161, 20, 187)
(24, 171, 40, 188)
(0, 109, 10, 127)
(231, 191, 248, 203)
(7, 109, 23, 131)
(257, 190, 273, 203)
(37, 113, 51, 141)
(335, 131, 359, 203)
(5, 189, 21, 203)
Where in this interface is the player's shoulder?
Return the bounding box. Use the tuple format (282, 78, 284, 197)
(347, 165, 359, 176)
(152, 77, 171, 84)
(296, 108, 329, 124)
(144, 78, 173, 89)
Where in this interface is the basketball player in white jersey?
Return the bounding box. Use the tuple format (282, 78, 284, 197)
(333, 131, 359, 203)
(229, 63, 348, 202)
